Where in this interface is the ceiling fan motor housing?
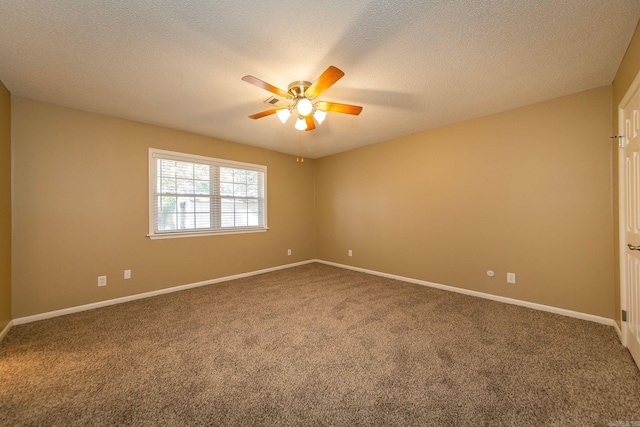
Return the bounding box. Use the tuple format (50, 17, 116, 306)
(288, 81, 312, 98)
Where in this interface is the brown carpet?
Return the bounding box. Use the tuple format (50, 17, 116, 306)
(1, 263, 639, 426)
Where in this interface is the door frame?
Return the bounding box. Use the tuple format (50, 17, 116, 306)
(618, 68, 640, 347)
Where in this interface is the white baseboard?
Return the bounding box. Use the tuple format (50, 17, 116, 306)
(0, 320, 13, 343)
(10, 258, 615, 328)
(317, 259, 615, 326)
(613, 320, 624, 343)
(12, 260, 315, 325)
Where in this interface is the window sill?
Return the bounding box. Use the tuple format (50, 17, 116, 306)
(147, 227, 269, 240)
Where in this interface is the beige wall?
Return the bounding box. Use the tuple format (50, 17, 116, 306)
(316, 86, 614, 318)
(0, 80, 10, 330)
(11, 98, 316, 318)
(612, 21, 640, 327)
(6, 80, 623, 320)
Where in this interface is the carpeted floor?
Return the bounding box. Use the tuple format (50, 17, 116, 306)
(1, 263, 639, 426)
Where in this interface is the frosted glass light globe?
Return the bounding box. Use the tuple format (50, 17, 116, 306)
(295, 116, 307, 130)
(296, 98, 313, 116)
(313, 110, 327, 124)
(276, 108, 291, 123)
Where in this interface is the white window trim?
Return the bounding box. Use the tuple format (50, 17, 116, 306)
(148, 148, 268, 240)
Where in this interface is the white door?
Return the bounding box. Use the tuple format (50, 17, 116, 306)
(621, 79, 640, 370)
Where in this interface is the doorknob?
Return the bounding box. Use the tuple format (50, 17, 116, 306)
(628, 244, 640, 251)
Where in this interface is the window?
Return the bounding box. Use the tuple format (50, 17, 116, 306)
(148, 148, 267, 239)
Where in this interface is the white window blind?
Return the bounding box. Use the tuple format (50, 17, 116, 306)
(148, 148, 267, 239)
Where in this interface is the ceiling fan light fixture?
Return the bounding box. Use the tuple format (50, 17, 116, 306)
(313, 110, 327, 124)
(276, 108, 291, 124)
(296, 98, 313, 116)
(243, 66, 362, 132)
(294, 115, 307, 131)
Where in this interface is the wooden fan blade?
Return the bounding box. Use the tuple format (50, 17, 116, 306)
(315, 101, 363, 115)
(248, 108, 281, 119)
(305, 114, 316, 131)
(242, 75, 290, 98)
(305, 66, 345, 99)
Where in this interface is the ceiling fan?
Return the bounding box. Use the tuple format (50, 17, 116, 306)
(242, 66, 362, 131)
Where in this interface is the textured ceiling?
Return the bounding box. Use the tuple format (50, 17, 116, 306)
(0, 1, 639, 158)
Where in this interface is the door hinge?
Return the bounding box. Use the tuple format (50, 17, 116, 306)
(612, 135, 626, 148)
(622, 310, 627, 322)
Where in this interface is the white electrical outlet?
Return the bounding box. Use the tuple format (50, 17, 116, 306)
(507, 272, 516, 284)
(124, 269, 131, 279)
(348, 249, 353, 257)
(287, 249, 291, 256)
(98, 275, 107, 287)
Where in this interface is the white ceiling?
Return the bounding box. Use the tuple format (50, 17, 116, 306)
(1, 1, 639, 159)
